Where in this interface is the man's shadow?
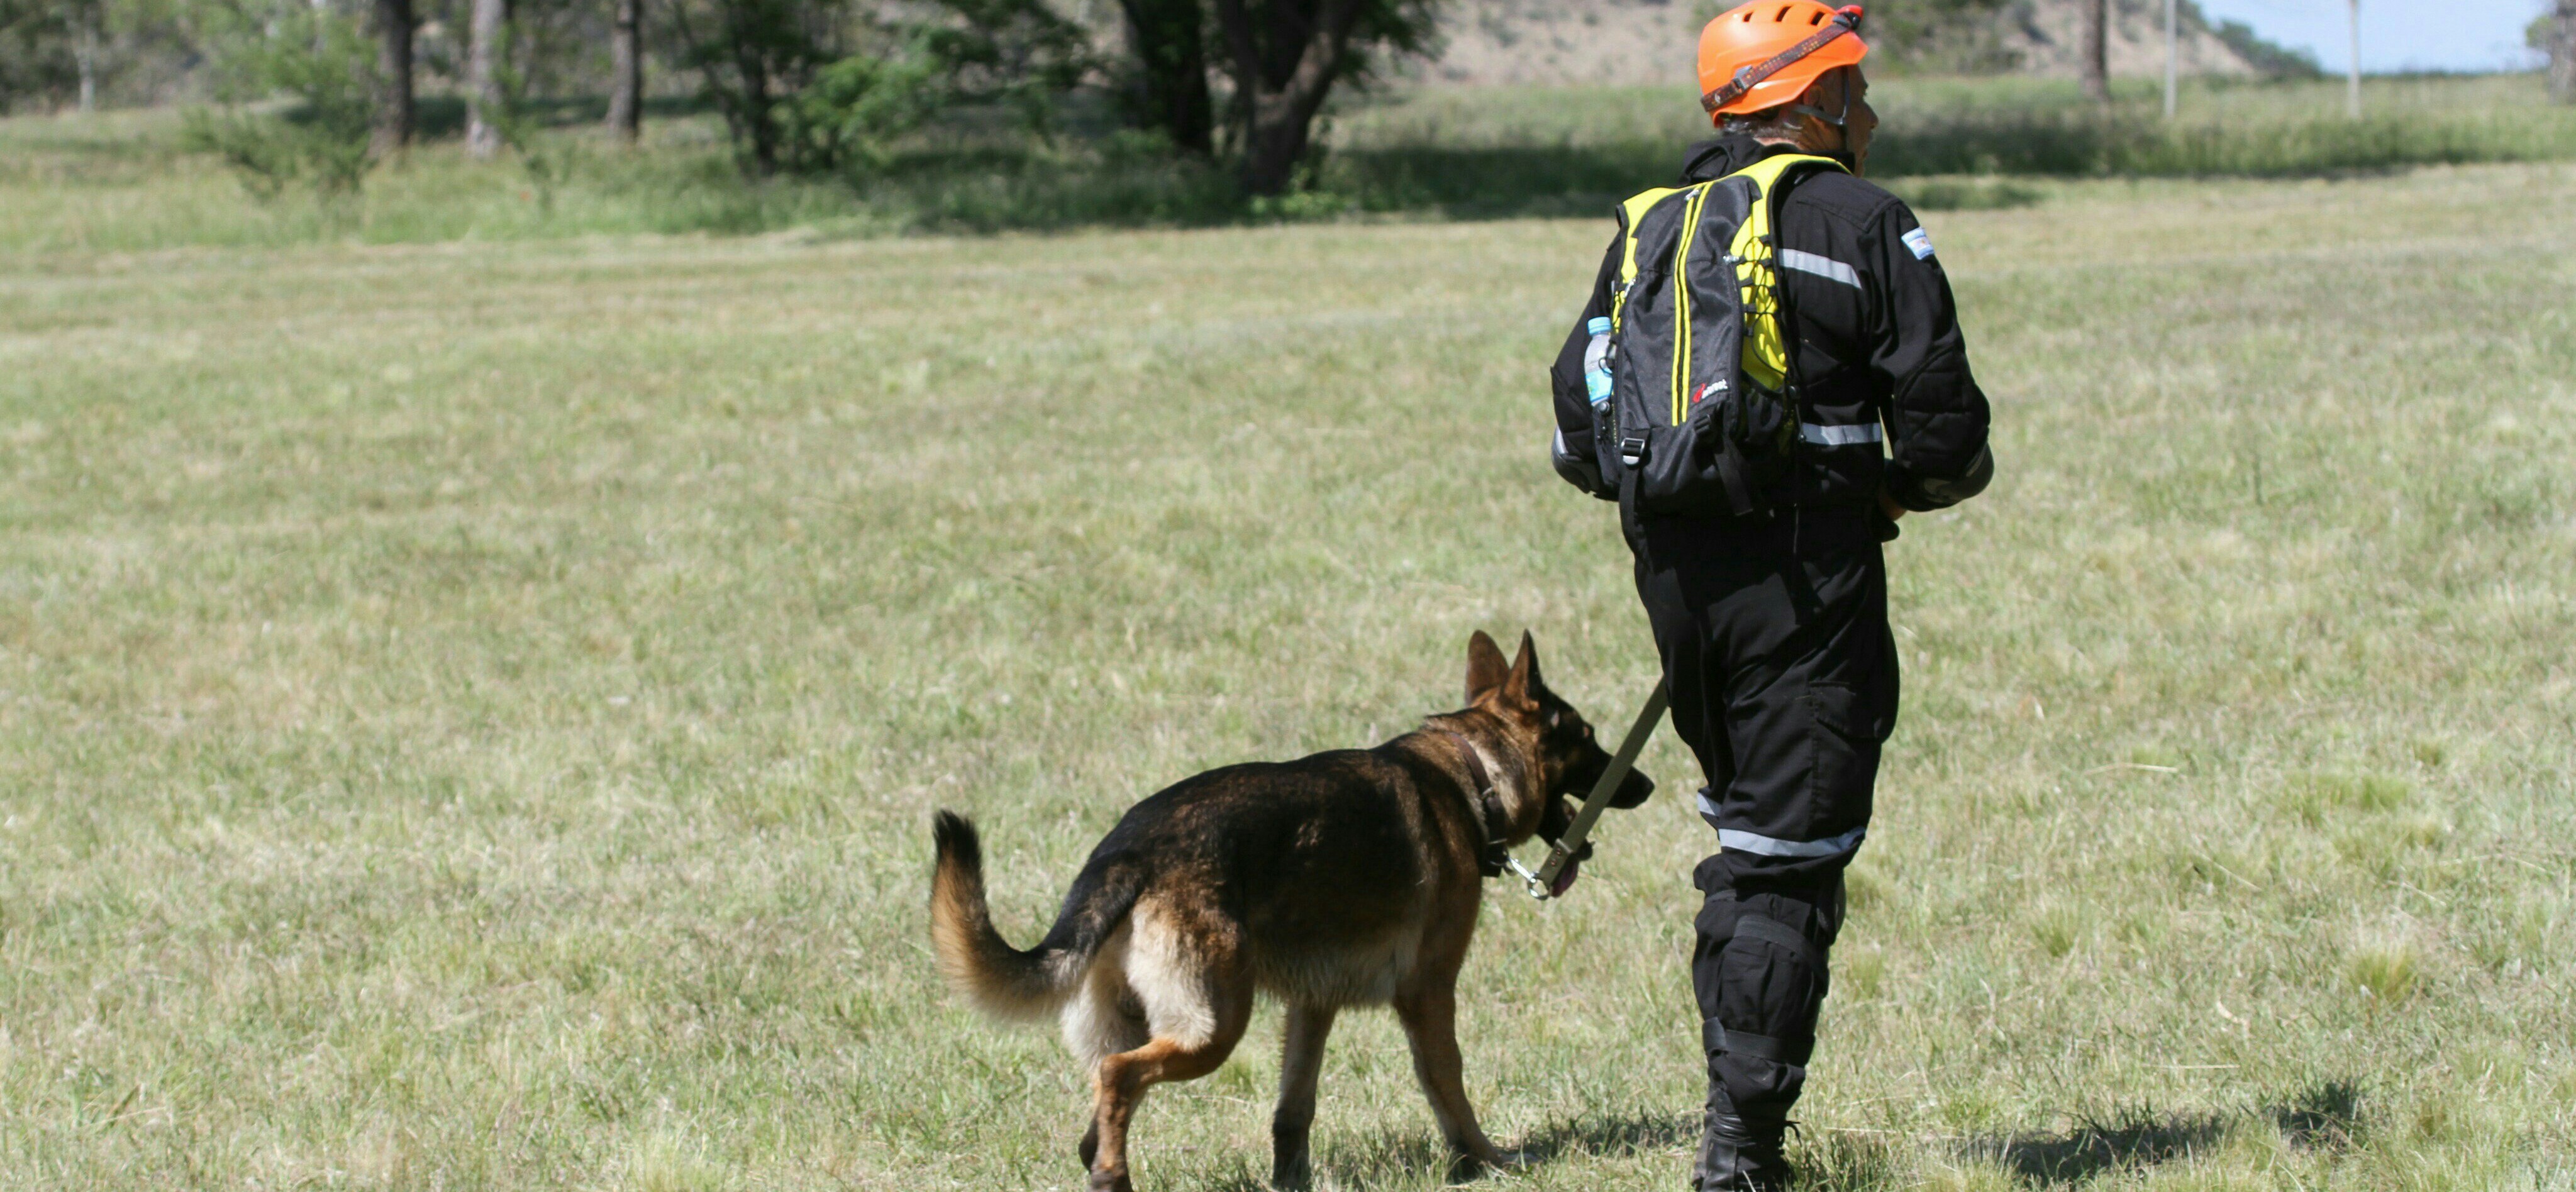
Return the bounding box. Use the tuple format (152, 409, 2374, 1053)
(1187, 1079, 2360, 1190)
(1191, 1108, 1892, 1191)
(1967, 1079, 2364, 1186)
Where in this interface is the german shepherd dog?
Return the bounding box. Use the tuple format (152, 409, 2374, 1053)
(929, 631, 1655, 1190)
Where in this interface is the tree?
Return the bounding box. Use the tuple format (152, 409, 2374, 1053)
(2077, 0, 2106, 103)
(1116, 0, 1211, 154)
(0, 0, 74, 113)
(465, 0, 507, 156)
(606, 0, 642, 140)
(3, 0, 185, 114)
(665, 0, 859, 174)
(1211, 0, 1436, 196)
(184, 3, 380, 198)
(665, 0, 1085, 177)
(372, 0, 416, 153)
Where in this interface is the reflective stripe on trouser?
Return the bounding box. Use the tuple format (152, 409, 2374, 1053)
(1631, 508, 1896, 890)
(1697, 789, 1868, 858)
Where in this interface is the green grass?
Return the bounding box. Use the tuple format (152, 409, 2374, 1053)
(7, 74, 2574, 250)
(0, 108, 876, 250)
(3, 141, 2573, 1189)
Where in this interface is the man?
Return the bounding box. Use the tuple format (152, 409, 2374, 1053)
(1546, 4, 1994, 1188)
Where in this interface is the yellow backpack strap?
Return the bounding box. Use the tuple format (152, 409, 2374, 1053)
(1611, 187, 1680, 335)
(1724, 154, 1846, 391)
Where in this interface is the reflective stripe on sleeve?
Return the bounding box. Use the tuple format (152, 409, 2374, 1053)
(1780, 250, 1860, 288)
(1800, 422, 1884, 447)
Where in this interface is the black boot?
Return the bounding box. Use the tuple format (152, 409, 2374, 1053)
(1690, 1103, 1790, 1191)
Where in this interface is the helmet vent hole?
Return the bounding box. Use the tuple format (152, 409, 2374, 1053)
(1809, 10, 1826, 21)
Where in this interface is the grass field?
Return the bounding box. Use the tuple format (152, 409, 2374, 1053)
(4, 113, 2575, 1191)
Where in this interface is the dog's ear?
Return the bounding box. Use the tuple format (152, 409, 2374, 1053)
(1506, 631, 1541, 702)
(1465, 630, 1509, 704)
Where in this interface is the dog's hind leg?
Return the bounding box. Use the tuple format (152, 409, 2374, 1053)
(1082, 911, 1252, 1192)
(1066, 951, 1148, 1171)
(1394, 983, 1514, 1177)
(1065, 933, 1150, 1068)
(1269, 1003, 1337, 1191)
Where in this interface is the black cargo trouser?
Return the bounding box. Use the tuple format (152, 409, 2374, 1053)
(1630, 507, 1898, 1135)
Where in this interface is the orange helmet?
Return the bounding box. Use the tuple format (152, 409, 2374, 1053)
(1697, 1, 1869, 121)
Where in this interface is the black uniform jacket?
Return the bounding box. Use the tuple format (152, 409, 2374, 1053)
(1550, 136, 1995, 514)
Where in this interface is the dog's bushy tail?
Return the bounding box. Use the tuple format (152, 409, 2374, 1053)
(930, 810, 1135, 1021)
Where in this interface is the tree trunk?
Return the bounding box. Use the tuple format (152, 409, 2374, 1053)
(606, 0, 643, 141)
(1118, 0, 1213, 154)
(75, 20, 98, 113)
(2078, 0, 2108, 104)
(725, 4, 779, 175)
(465, 0, 508, 158)
(2551, 0, 2575, 104)
(372, 0, 416, 155)
(1214, 0, 1362, 195)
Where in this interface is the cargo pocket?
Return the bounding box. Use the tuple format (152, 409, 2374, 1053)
(1803, 680, 1886, 838)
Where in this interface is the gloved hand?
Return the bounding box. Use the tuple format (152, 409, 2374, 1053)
(1872, 487, 1904, 542)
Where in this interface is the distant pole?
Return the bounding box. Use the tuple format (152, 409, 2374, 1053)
(2163, 0, 2177, 119)
(2553, 0, 2575, 104)
(2346, 0, 2361, 119)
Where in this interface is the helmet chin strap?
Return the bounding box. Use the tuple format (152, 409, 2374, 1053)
(1784, 67, 1853, 130)
(1783, 68, 1857, 161)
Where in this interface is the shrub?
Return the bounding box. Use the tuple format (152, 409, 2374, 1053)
(178, 6, 378, 201)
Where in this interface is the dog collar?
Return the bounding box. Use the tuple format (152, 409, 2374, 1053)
(1432, 729, 1513, 879)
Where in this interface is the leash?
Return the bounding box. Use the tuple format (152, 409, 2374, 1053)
(1507, 680, 1669, 900)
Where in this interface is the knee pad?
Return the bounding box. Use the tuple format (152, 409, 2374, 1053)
(1691, 880, 1844, 1071)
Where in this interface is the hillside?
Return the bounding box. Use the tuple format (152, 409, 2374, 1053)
(1416, 0, 2264, 87)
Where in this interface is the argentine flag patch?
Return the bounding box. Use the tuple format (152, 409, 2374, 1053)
(1902, 227, 1936, 260)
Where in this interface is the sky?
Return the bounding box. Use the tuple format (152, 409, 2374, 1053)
(2190, 0, 2551, 74)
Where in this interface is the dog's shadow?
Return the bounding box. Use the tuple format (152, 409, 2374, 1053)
(1185, 1108, 1689, 1191)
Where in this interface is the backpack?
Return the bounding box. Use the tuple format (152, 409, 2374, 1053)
(1592, 152, 1847, 520)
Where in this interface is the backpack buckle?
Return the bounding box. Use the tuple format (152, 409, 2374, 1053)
(1619, 435, 1648, 467)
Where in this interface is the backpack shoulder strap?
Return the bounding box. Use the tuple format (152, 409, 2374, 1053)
(1611, 186, 1685, 334)
(1725, 152, 1845, 261)
(1719, 153, 1846, 392)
